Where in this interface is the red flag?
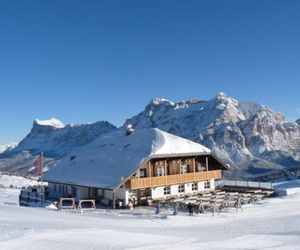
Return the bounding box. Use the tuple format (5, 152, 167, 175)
(34, 154, 43, 176)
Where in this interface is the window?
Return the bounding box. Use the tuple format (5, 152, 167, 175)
(163, 186, 171, 195)
(156, 166, 165, 176)
(187, 164, 191, 172)
(59, 185, 62, 193)
(204, 181, 210, 189)
(93, 188, 98, 196)
(71, 187, 76, 196)
(140, 168, 146, 177)
(180, 164, 188, 174)
(54, 184, 57, 193)
(178, 184, 185, 193)
(192, 183, 198, 191)
(197, 162, 206, 172)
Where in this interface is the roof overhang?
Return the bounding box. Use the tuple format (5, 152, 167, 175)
(45, 179, 114, 191)
(149, 152, 211, 159)
(211, 153, 230, 170)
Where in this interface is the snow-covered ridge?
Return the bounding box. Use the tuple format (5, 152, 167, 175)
(0, 119, 117, 174)
(17, 119, 117, 157)
(0, 143, 17, 154)
(34, 118, 65, 128)
(150, 98, 175, 106)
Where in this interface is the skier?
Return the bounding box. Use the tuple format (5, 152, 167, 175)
(187, 202, 193, 215)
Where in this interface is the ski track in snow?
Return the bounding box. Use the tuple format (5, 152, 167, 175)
(0, 185, 300, 249)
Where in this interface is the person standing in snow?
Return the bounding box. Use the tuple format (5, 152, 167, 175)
(172, 202, 178, 215)
(155, 201, 161, 214)
(187, 202, 193, 215)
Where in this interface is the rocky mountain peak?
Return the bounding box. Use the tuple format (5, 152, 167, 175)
(0, 143, 18, 154)
(215, 92, 230, 101)
(149, 98, 175, 106)
(125, 93, 300, 178)
(10, 119, 117, 158)
(32, 118, 65, 133)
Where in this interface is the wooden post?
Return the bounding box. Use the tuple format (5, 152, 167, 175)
(164, 160, 167, 186)
(165, 160, 168, 175)
(206, 156, 209, 172)
(193, 158, 196, 173)
(112, 191, 116, 209)
(153, 162, 155, 177)
(148, 161, 151, 177)
(150, 161, 153, 186)
(179, 159, 181, 175)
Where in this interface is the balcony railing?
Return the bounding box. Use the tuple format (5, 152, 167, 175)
(125, 170, 222, 189)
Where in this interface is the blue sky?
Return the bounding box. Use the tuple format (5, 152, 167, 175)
(0, 0, 299, 144)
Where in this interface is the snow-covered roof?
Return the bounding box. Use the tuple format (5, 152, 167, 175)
(44, 128, 212, 189)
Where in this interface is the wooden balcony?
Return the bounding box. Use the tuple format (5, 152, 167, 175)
(125, 170, 222, 190)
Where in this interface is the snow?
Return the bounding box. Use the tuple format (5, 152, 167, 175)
(34, 118, 65, 128)
(0, 173, 39, 188)
(273, 179, 300, 196)
(151, 98, 175, 106)
(0, 180, 300, 249)
(44, 128, 211, 189)
(154, 129, 211, 156)
(0, 143, 17, 154)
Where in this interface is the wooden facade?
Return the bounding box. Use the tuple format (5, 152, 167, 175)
(124, 155, 224, 190)
(125, 170, 222, 189)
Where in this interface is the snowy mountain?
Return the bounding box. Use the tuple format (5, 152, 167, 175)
(0, 143, 17, 154)
(16, 118, 116, 157)
(125, 93, 300, 178)
(0, 118, 116, 174)
(2, 93, 300, 178)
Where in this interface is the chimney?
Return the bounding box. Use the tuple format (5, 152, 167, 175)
(125, 124, 134, 136)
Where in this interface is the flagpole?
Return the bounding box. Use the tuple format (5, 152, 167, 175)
(41, 152, 44, 205)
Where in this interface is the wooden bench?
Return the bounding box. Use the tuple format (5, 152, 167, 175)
(58, 198, 76, 211)
(77, 199, 96, 213)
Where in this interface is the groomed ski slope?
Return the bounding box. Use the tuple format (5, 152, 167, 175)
(0, 181, 300, 250)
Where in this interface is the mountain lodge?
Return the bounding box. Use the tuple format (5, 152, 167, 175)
(44, 128, 228, 208)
